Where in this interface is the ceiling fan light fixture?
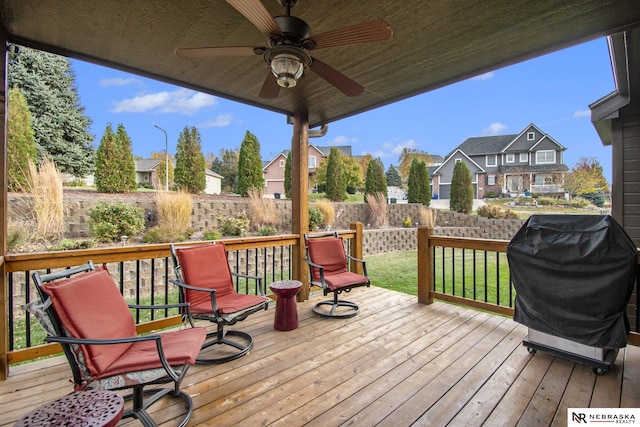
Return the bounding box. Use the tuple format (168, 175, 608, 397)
(270, 53, 304, 88)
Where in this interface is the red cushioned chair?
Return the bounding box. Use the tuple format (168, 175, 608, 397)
(304, 232, 370, 318)
(170, 242, 270, 364)
(30, 261, 207, 427)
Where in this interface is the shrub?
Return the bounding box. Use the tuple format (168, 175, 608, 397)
(138, 182, 153, 189)
(419, 207, 437, 228)
(314, 199, 335, 227)
(536, 197, 558, 206)
(476, 205, 520, 219)
(28, 160, 64, 241)
(88, 202, 145, 242)
(7, 219, 31, 253)
(367, 191, 388, 228)
(485, 191, 497, 198)
(156, 190, 192, 232)
(143, 226, 192, 244)
(47, 239, 94, 251)
(569, 196, 590, 208)
(402, 216, 412, 227)
(579, 190, 605, 207)
(65, 178, 86, 187)
(257, 226, 278, 236)
(217, 211, 250, 236)
(309, 207, 324, 231)
(247, 188, 279, 230)
(203, 229, 222, 240)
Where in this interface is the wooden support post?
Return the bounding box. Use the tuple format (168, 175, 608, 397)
(291, 111, 310, 301)
(0, 26, 9, 380)
(349, 222, 364, 275)
(417, 227, 434, 305)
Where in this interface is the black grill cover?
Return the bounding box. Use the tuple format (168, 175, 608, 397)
(507, 215, 637, 349)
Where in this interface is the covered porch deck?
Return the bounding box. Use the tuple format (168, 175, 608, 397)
(2, 285, 639, 427)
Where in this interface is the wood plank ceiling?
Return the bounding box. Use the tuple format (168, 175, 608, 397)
(2, 0, 640, 128)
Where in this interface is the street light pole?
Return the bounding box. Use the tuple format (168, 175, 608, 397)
(153, 125, 169, 192)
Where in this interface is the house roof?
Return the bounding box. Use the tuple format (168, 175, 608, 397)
(500, 164, 569, 173)
(134, 159, 161, 172)
(3, 1, 639, 130)
(316, 146, 352, 157)
(452, 135, 517, 157)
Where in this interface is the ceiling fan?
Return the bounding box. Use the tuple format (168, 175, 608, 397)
(175, 0, 393, 99)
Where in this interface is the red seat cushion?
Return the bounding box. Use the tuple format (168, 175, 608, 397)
(42, 268, 136, 377)
(306, 237, 348, 282)
(322, 271, 369, 291)
(176, 243, 266, 315)
(96, 327, 206, 379)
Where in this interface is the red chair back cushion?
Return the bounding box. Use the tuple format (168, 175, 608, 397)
(41, 267, 136, 377)
(175, 243, 235, 306)
(306, 237, 348, 281)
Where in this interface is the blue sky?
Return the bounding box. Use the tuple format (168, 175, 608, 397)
(71, 36, 615, 181)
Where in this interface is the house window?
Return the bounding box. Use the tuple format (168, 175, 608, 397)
(527, 132, 535, 140)
(486, 155, 497, 167)
(308, 155, 317, 168)
(279, 159, 285, 167)
(487, 175, 496, 185)
(519, 153, 528, 162)
(506, 153, 515, 163)
(535, 150, 555, 164)
(535, 174, 553, 186)
(455, 158, 462, 163)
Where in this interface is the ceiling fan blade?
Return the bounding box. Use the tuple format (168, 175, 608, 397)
(308, 57, 364, 97)
(175, 46, 257, 60)
(226, 0, 284, 38)
(258, 72, 281, 99)
(304, 19, 392, 50)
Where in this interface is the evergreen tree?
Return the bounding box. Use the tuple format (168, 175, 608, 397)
(237, 130, 264, 196)
(115, 123, 137, 192)
(7, 87, 37, 192)
(364, 158, 388, 203)
(325, 147, 347, 202)
(210, 148, 238, 192)
(174, 126, 206, 194)
(386, 165, 402, 186)
(94, 124, 119, 193)
(450, 161, 474, 214)
(284, 152, 292, 199)
(8, 46, 95, 176)
(407, 159, 431, 205)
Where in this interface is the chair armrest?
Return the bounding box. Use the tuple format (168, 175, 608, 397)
(303, 257, 327, 288)
(231, 272, 266, 296)
(128, 302, 198, 327)
(346, 255, 369, 277)
(169, 279, 220, 315)
(46, 333, 185, 382)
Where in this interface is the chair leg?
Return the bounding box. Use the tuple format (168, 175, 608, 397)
(122, 385, 194, 427)
(196, 324, 254, 364)
(312, 292, 359, 318)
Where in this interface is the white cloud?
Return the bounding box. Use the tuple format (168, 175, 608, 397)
(331, 135, 357, 144)
(111, 89, 217, 115)
(482, 122, 507, 135)
(472, 72, 494, 81)
(573, 109, 590, 119)
(370, 139, 419, 160)
(100, 77, 142, 87)
(201, 113, 234, 128)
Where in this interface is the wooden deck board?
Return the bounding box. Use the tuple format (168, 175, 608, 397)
(1, 286, 639, 427)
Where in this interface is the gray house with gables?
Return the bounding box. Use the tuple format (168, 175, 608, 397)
(431, 124, 568, 199)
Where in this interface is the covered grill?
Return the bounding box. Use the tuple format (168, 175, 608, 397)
(507, 215, 637, 374)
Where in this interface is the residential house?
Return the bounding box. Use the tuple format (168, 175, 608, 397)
(262, 145, 353, 197)
(431, 124, 568, 199)
(134, 159, 223, 195)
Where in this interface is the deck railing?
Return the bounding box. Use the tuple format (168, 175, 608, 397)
(5, 225, 638, 370)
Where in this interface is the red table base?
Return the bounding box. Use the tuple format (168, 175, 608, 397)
(15, 390, 124, 427)
(270, 280, 302, 331)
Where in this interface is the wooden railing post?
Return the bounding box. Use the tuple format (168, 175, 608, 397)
(349, 222, 364, 275)
(417, 227, 434, 304)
